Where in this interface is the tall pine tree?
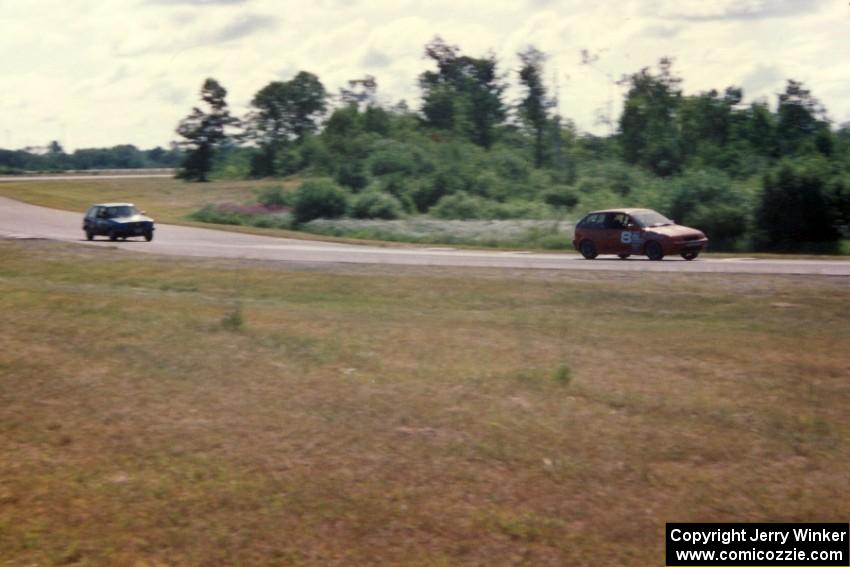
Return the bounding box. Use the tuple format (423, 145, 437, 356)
(176, 78, 238, 182)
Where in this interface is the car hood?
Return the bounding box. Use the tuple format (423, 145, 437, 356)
(645, 224, 705, 239)
(110, 214, 154, 223)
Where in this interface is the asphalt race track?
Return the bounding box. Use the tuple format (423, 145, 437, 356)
(1, 196, 849, 276)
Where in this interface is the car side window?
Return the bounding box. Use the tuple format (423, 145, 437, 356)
(603, 213, 625, 229)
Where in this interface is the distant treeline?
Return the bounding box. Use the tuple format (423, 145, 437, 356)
(0, 143, 181, 174)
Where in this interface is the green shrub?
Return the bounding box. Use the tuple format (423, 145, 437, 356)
(275, 147, 303, 176)
(685, 203, 748, 248)
(369, 141, 429, 176)
(363, 106, 391, 135)
(188, 204, 246, 225)
(292, 179, 350, 223)
(576, 176, 609, 194)
(668, 169, 749, 245)
(374, 175, 418, 213)
(412, 180, 448, 213)
(755, 159, 841, 249)
(299, 136, 333, 175)
(542, 185, 579, 209)
(491, 148, 531, 182)
(255, 185, 290, 208)
(212, 148, 253, 180)
(472, 171, 511, 201)
(249, 147, 276, 178)
(189, 204, 294, 230)
(335, 160, 370, 191)
(351, 191, 404, 219)
(430, 192, 493, 219)
(413, 167, 473, 212)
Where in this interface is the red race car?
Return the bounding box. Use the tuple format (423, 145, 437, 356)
(572, 208, 708, 261)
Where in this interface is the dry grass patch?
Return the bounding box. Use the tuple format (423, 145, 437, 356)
(0, 240, 848, 565)
(0, 178, 294, 223)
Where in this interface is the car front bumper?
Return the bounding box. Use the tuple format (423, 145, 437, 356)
(115, 223, 154, 236)
(669, 238, 708, 253)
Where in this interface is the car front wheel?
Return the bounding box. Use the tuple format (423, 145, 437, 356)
(144, 230, 154, 242)
(579, 240, 598, 260)
(681, 250, 699, 261)
(85, 230, 94, 241)
(645, 241, 664, 261)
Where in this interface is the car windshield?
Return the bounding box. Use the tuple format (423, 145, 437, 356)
(631, 210, 673, 228)
(104, 206, 138, 218)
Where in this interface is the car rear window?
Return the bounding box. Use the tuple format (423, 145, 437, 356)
(104, 206, 137, 218)
(579, 213, 605, 228)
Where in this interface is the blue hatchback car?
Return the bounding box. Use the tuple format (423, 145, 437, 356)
(83, 203, 155, 241)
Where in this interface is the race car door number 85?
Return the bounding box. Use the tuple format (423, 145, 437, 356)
(620, 231, 642, 244)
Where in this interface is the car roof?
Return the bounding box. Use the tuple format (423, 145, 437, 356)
(92, 203, 135, 207)
(585, 208, 657, 215)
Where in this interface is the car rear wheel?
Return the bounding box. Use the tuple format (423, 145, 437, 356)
(579, 240, 597, 260)
(645, 241, 664, 261)
(681, 250, 699, 261)
(109, 231, 118, 241)
(85, 230, 94, 241)
(617, 253, 630, 260)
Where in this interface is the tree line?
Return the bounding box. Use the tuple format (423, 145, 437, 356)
(174, 38, 850, 251)
(0, 142, 180, 173)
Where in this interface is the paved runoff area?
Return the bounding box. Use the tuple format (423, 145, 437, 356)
(2, 196, 849, 276)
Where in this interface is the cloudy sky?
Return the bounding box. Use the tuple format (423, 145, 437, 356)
(2, 0, 848, 151)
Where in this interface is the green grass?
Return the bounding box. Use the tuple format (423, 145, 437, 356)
(0, 239, 848, 565)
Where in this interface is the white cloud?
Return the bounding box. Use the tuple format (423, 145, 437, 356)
(1, 0, 848, 149)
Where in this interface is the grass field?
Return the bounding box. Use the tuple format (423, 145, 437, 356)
(1, 239, 848, 565)
(0, 177, 460, 249)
